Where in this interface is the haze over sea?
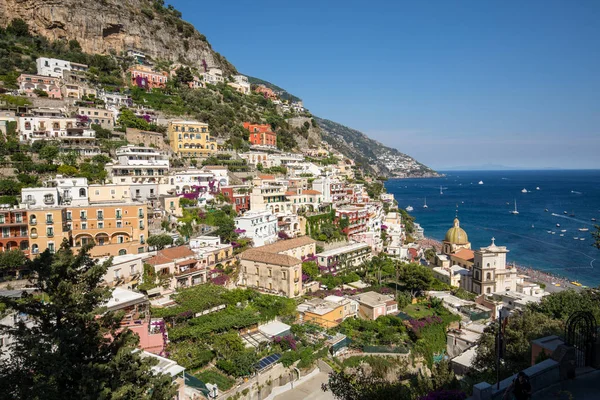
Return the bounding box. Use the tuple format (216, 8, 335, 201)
(385, 170, 600, 287)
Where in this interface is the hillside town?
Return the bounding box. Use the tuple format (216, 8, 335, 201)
(1, 16, 599, 400)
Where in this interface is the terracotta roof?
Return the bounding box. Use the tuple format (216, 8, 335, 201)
(302, 189, 321, 195)
(258, 236, 316, 254)
(240, 249, 301, 267)
(285, 190, 297, 196)
(147, 246, 195, 265)
(452, 248, 475, 262)
(258, 175, 275, 180)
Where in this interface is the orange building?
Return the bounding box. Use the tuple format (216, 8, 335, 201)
(0, 208, 29, 256)
(254, 85, 278, 100)
(243, 122, 277, 147)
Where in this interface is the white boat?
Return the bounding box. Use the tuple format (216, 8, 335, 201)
(406, 206, 414, 212)
(531, 224, 535, 228)
(509, 199, 519, 215)
(440, 186, 443, 195)
(580, 238, 586, 241)
(536, 187, 540, 190)
(578, 228, 589, 232)
(423, 198, 428, 209)
(564, 211, 568, 214)
(561, 229, 567, 233)
(560, 234, 564, 237)
(478, 181, 484, 185)
(547, 231, 552, 234)
(521, 188, 528, 193)
(556, 224, 560, 227)
(551, 232, 556, 234)
(574, 237, 579, 240)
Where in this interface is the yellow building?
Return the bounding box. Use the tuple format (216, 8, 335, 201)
(69, 203, 148, 257)
(29, 208, 67, 256)
(298, 298, 345, 328)
(88, 184, 131, 203)
(168, 120, 217, 158)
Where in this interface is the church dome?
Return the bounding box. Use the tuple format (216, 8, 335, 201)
(444, 218, 469, 244)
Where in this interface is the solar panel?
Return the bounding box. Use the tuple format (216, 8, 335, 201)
(256, 353, 281, 370)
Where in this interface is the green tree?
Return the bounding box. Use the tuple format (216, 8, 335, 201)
(90, 124, 113, 139)
(6, 18, 29, 37)
(57, 164, 79, 177)
(0, 249, 26, 271)
(593, 225, 600, 250)
(175, 66, 194, 85)
(302, 261, 319, 280)
(0, 242, 177, 399)
(147, 234, 174, 250)
(400, 262, 433, 297)
(39, 145, 59, 163)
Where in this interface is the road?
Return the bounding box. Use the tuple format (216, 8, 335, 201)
(273, 372, 335, 400)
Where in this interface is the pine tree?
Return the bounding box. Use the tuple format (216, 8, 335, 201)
(0, 240, 177, 399)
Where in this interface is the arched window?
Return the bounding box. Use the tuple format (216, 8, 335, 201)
(486, 272, 491, 280)
(32, 244, 39, 254)
(486, 263, 490, 267)
(486, 287, 491, 294)
(79, 188, 86, 197)
(118, 249, 127, 256)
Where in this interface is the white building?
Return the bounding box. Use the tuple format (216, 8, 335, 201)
(106, 145, 170, 185)
(201, 68, 224, 85)
(228, 75, 251, 95)
(98, 253, 144, 288)
(234, 210, 278, 247)
(21, 177, 89, 208)
(312, 176, 346, 204)
(36, 57, 71, 78)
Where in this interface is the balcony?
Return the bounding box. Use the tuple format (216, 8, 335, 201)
(29, 219, 37, 226)
(24, 198, 36, 205)
(66, 215, 72, 221)
(43, 197, 55, 205)
(138, 214, 144, 219)
(47, 232, 54, 237)
(116, 214, 122, 219)
(80, 216, 87, 220)
(30, 233, 38, 239)
(45, 219, 54, 225)
(97, 215, 104, 221)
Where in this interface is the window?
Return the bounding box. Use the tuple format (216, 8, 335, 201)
(119, 249, 126, 256)
(0, 215, 4, 224)
(116, 210, 122, 219)
(117, 236, 124, 244)
(114, 269, 121, 279)
(80, 211, 87, 220)
(98, 222, 104, 229)
(32, 244, 39, 254)
(46, 214, 53, 224)
(48, 242, 55, 253)
(81, 222, 87, 230)
(486, 272, 491, 281)
(66, 211, 72, 221)
(116, 221, 122, 228)
(282, 271, 287, 280)
(130, 265, 137, 275)
(97, 211, 103, 220)
(268, 269, 272, 277)
(139, 220, 144, 229)
(79, 188, 86, 197)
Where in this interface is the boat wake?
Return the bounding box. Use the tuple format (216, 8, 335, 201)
(551, 213, 594, 226)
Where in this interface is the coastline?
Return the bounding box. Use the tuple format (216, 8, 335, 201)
(416, 237, 582, 292)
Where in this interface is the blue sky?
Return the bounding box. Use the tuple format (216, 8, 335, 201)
(171, 0, 600, 170)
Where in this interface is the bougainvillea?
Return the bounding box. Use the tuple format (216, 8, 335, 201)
(408, 316, 443, 333)
(273, 335, 297, 351)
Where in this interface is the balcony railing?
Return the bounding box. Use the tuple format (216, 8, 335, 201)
(24, 198, 36, 205)
(47, 232, 54, 237)
(44, 198, 55, 205)
(46, 219, 53, 225)
(29, 219, 37, 225)
(97, 215, 104, 221)
(30, 233, 38, 239)
(80, 216, 87, 220)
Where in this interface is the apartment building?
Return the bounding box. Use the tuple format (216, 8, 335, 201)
(312, 177, 348, 205)
(238, 236, 316, 298)
(17, 74, 62, 99)
(336, 206, 368, 236)
(0, 207, 29, 256)
(200, 68, 224, 85)
(285, 188, 323, 213)
(220, 185, 251, 213)
(129, 65, 168, 89)
(234, 210, 278, 247)
(77, 107, 114, 129)
(243, 122, 277, 147)
(167, 120, 217, 158)
(317, 242, 372, 274)
(249, 181, 292, 214)
(147, 246, 202, 290)
(36, 57, 72, 78)
(189, 236, 234, 271)
(98, 253, 144, 288)
(68, 203, 148, 257)
(106, 145, 170, 185)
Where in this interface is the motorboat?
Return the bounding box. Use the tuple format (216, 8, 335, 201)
(544, 209, 549, 212)
(423, 198, 428, 209)
(536, 187, 540, 190)
(574, 237, 579, 240)
(547, 231, 552, 234)
(510, 199, 519, 215)
(440, 186, 443, 195)
(406, 206, 414, 212)
(521, 188, 528, 193)
(592, 218, 597, 222)
(564, 211, 568, 214)
(561, 229, 567, 233)
(478, 181, 484, 185)
(551, 231, 556, 234)
(579, 228, 589, 232)
(571, 281, 582, 287)
(556, 223, 560, 227)
(580, 238, 586, 241)
(560, 234, 564, 237)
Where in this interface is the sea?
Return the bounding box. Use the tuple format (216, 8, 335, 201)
(385, 170, 600, 287)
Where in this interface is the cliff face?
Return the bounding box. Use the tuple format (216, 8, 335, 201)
(0, 0, 236, 74)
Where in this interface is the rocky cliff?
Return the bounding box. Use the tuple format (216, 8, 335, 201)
(0, 0, 236, 74)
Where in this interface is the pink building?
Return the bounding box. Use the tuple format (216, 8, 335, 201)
(129, 65, 168, 89)
(353, 291, 398, 320)
(18, 74, 62, 99)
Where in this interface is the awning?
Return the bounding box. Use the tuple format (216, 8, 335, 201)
(146, 287, 162, 296)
